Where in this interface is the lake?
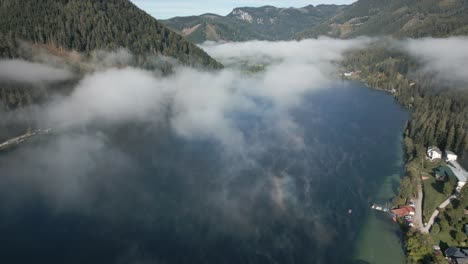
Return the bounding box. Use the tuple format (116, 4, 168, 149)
(0, 81, 409, 264)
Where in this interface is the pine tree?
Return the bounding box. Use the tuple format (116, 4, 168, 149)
(446, 125, 456, 151)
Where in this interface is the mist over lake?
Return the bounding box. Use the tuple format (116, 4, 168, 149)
(0, 79, 408, 263)
(2, 0, 468, 263)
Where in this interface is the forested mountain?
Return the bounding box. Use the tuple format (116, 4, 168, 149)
(162, 5, 344, 43)
(0, 0, 224, 127)
(297, 0, 468, 39)
(0, 0, 222, 69)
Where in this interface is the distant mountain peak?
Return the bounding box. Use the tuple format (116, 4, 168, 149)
(230, 8, 254, 23)
(163, 4, 344, 43)
(296, 0, 468, 39)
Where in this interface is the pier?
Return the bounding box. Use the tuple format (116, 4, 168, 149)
(371, 204, 391, 213)
(0, 128, 52, 151)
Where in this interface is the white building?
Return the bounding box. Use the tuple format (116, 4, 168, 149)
(447, 160, 468, 192)
(427, 146, 442, 161)
(445, 150, 458, 162)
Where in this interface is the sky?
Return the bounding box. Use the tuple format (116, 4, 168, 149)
(130, 0, 356, 19)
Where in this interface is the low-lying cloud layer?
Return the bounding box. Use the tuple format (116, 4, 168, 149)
(0, 38, 468, 222)
(3, 36, 464, 209)
(35, 37, 372, 149)
(400, 37, 468, 85)
(201, 38, 372, 66)
(0, 59, 73, 84)
(0, 38, 375, 228)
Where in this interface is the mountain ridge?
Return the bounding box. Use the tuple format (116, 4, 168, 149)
(296, 0, 468, 39)
(163, 0, 468, 42)
(162, 4, 345, 43)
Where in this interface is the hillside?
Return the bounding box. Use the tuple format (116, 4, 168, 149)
(163, 5, 344, 43)
(0, 0, 223, 138)
(297, 0, 468, 39)
(0, 0, 222, 69)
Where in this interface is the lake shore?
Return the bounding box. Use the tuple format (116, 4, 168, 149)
(345, 73, 449, 263)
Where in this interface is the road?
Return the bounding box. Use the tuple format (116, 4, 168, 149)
(414, 183, 424, 231)
(411, 163, 458, 233)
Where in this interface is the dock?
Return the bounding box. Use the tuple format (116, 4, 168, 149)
(0, 128, 52, 151)
(371, 203, 390, 213)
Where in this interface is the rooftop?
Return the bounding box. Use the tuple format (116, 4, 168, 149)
(446, 150, 457, 155)
(448, 160, 468, 183)
(428, 146, 442, 154)
(445, 247, 468, 264)
(391, 205, 415, 217)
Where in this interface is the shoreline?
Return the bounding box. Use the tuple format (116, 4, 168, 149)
(352, 127, 407, 264)
(347, 74, 453, 263)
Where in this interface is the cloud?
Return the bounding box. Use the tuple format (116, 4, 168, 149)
(200, 37, 372, 66)
(0, 38, 373, 227)
(4, 36, 468, 263)
(0, 59, 73, 84)
(0, 38, 378, 262)
(201, 37, 373, 107)
(168, 68, 252, 147)
(36, 38, 371, 150)
(400, 37, 468, 85)
(91, 48, 134, 67)
(45, 68, 168, 127)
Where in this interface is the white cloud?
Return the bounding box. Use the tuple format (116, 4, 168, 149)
(39, 38, 371, 150)
(46, 68, 167, 127)
(0, 38, 371, 214)
(401, 37, 468, 85)
(201, 37, 373, 109)
(0, 59, 73, 84)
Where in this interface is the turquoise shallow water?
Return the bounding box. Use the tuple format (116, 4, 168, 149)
(0, 81, 409, 263)
(353, 132, 406, 264)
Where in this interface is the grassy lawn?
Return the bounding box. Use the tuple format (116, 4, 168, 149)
(422, 176, 451, 222)
(420, 160, 456, 223)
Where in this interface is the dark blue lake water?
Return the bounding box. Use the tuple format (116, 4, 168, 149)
(0, 81, 409, 264)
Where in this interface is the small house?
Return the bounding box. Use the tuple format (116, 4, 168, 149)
(446, 151, 458, 162)
(391, 205, 415, 218)
(447, 160, 468, 192)
(445, 247, 468, 264)
(427, 146, 442, 161)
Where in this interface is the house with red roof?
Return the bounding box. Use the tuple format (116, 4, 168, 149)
(391, 205, 415, 218)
